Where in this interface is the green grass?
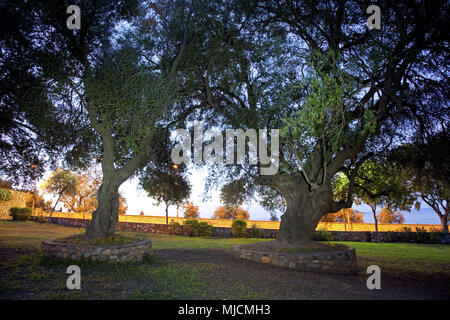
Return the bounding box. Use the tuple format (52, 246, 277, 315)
(339, 241, 450, 263)
(337, 241, 450, 278)
(119, 231, 273, 250)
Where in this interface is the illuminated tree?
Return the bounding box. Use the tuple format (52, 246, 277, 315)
(321, 208, 364, 231)
(184, 201, 200, 219)
(212, 206, 249, 220)
(377, 207, 405, 224)
(43, 169, 78, 221)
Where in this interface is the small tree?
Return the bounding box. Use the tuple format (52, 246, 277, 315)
(43, 169, 78, 221)
(377, 207, 405, 224)
(212, 206, 249, 220)
(321, 208, 363, 231)
(184, 201, 199, 219)
(118, 193, 128, 216)
(26, 192, 52, 212)
(257, 186, 285, 222)
(142, 170, 191, 224)
(231, 219, 247, 238)
(391, 133, 449, 232)
(59, 169, 101, 215)
(332, 161, 417, 232)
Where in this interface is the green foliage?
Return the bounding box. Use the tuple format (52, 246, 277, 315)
(142, 171, 191, 211)
(231, 219, 247, 238)
(198, 222, 212, 237)
(44, 169, 78, 197)
(0, 188, 12, 201)
(168, 221, 182, 235)
(414, 227, 440, 244)
(32, 216, 48, 224)
(183, 219, 212, 237)
(220, 180, 247, 209)
(247, 224, 262, 238)
(313, 229, 334, 242)
(9, 207, 32, 221)
(281, 49, 364, 170)
(257, 186, 285, 220)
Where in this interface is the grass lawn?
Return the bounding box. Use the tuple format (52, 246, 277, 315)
(0, 220, 449, 300)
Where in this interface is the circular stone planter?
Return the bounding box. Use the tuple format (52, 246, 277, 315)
(232, 242, 358, 275)
(41, 239, 152, 263)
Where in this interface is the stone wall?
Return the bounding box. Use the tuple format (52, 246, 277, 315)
(0, 190, 29, 219)
(232, 244, 358, 274)
(41, 239, 152, 263)
(37, 216, 450, 244)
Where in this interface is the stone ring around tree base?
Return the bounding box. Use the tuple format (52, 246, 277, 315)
(232, 241, 358, 275)
(41, 239, 152, 263)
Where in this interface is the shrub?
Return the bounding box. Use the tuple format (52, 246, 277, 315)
(183, 219, 212, 237)
(247, 224, 262, 238)
(183, 219, 200, 236)
(168, 221, 182, 235)
(9, 207, 32, 221)
(32, 215, 48, 223)
(313, 228, 333, 241)
(0, 188, 12, 202)
(197, 222, 212, 237)
(231, 219, 247, 238)
(401, 226, 413, 242)
(414, 226, 439, 243)
(386, 231, 399, 242)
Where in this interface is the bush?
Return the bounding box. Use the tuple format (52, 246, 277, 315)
(0, 188, 11, 202)
(401, 226, 413, 242)
(247, 224, 262, 238)
(183, 219, 200, 236)
(31, 215, 47, 223)
(168, 221, 182, 235)
(313, 228, 333, 241)
(9, 207, 32, 221)
(197, 222, 212, 237)
(183, 219, 212, 237)
(231, 219, 247, 238)
(386, 231, 399, 242)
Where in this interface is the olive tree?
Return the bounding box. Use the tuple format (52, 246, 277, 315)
(44, 168, 78, 220)
(193, 1, 448, 244)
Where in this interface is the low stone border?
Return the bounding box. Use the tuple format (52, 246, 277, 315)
(41, 239, 152, 263)
(232, 243, 358, 275)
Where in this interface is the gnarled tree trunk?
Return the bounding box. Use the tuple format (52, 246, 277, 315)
(261, 175, 342, 245)
(440, 214, 448, 233)
(85, 179, 120, 238)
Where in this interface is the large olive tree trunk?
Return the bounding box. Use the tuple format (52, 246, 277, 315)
(260, 174, 349, 245)
(439, 214, 448, 233)
(83, 120, 154, 238)
(85, 180, 120, 238)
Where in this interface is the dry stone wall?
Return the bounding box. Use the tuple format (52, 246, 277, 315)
(0, 190, 29, 219)
(41, 239, 152, 263)
(232, 244, 358, 274)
